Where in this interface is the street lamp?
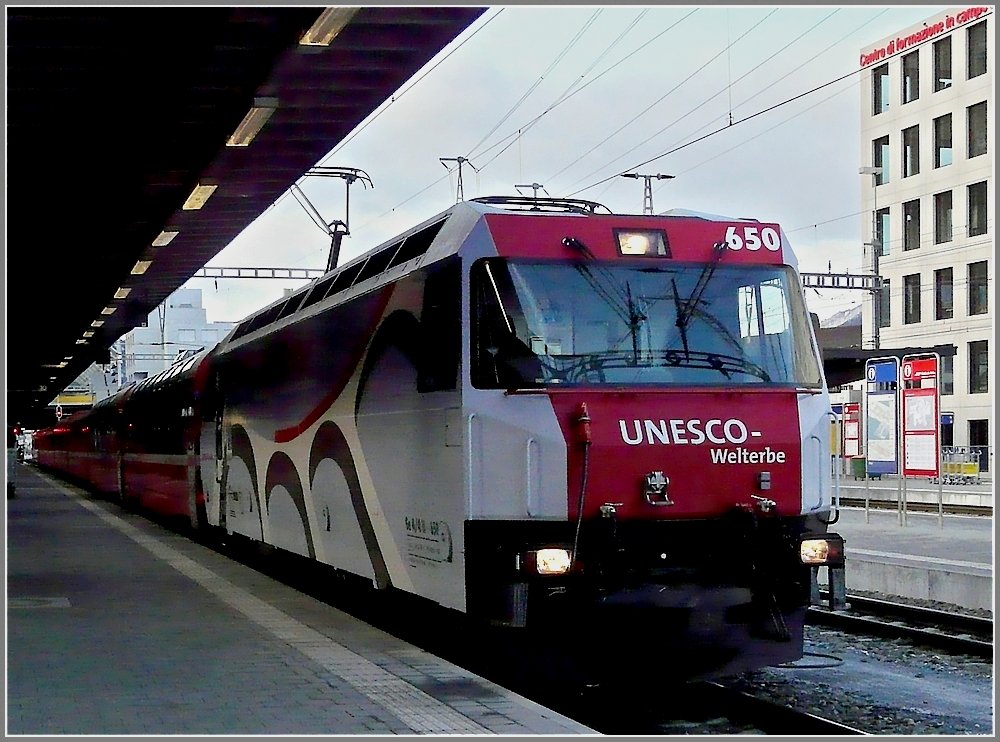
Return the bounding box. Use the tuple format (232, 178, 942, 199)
(859, 166, 883, 350)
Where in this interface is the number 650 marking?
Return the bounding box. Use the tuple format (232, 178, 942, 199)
(725, 225, 781, 251)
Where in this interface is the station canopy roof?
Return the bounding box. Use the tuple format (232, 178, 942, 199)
(5, 6, 486, 428)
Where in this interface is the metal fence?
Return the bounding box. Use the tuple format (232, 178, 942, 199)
(935, 446, 983, 485)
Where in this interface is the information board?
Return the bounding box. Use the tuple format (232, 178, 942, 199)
(901, 354, 940, 477)
(864, 358, 899, 476)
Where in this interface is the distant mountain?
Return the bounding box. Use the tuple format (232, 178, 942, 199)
(820, 305, 862, 328)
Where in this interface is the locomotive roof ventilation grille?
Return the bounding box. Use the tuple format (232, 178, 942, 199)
(230, 217, 447, 342)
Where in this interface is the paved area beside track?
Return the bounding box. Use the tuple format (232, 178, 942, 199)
(822, 505, 993, 612)
(6, 464, 597, 735)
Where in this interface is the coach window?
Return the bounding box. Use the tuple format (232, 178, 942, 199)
(967, 21, 986, 79)
(933, 36, 952, 91)
(901, 51, 919, 104)
(872, 63, 889, 115)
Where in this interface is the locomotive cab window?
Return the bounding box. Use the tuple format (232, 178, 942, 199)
(471, 258, 821, 389)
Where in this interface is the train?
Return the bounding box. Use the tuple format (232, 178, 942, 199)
(34, 195, 844, 681)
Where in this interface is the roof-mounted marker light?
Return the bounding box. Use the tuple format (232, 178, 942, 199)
(182, 183, 218, 211)
(226, 97, 278, 147)
(300, 7, 357, 46)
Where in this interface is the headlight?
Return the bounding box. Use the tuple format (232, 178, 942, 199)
(527, 548, 573, 575)
(615, 229, 669, 256)
(799, 534, 845, 566)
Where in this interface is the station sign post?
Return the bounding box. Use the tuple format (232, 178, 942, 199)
(863, 357, 899, 523)
(901, 353, 942, 526)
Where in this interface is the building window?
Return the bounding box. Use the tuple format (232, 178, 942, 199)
(933, 36, 952, 91)
(872, 62, 890, 115)
(934, 191, 952, 244)
(969, 419, 989, 473)
(968, 181, 987, 237)
(940, 354, 953, 395)
(873, 136, 889, 184)
(933, 114, 952, 167)
(878, 278, 891, 328)
(902, 125, 919, 177)
(903, 273, 921, 324)
(968, 261, 988, 315)
(934, 268, 953, 320)
(901, 51, 919, 103)
(903, 199, 920, 251)
(967, 21, 986, 79)
(875, 207, 889, 257)
(967, 101, 987, 158)
(968, 340, 988, 393)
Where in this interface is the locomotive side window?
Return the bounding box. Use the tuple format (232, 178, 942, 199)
(417, 258, 460, 392)
(471, 258, 822, 389)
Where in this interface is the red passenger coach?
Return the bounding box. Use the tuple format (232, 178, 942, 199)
(35, 196, 845, 681)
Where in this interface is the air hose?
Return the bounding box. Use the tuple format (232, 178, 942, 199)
(570, 402, 591, 571)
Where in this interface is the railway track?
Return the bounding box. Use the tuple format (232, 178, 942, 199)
(808, 593, 993, 659)
(836, 497, 991, 517)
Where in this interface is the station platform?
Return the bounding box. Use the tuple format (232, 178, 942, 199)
(6, 464, 597, 735)
(822, 503, 993, 613)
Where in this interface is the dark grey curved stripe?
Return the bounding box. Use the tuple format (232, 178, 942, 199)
(354, 310, 421, 418)
(309, 421, 390, 589)
(230, 424, 263, 537)
(265, 451, 315, 559)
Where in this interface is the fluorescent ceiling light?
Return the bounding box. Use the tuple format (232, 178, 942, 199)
(152, 230, 179, 247)
(226, 97, 278, 147)
(131, 260, 153, 275)
(101, 306, 117, 316)
(83, 331, 94, 338)
(300, 7, 357, 45)
(90, 320, 104, 328)
(182, 183, 218, 210)
(114, 287, 132, 299)
(75, 339, 87, 345)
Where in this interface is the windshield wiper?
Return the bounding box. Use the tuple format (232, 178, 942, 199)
(625, 281, 646, 365)
(675, 240, 727, 358)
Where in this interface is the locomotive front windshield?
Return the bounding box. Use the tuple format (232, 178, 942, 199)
(472, 258, 823, 388)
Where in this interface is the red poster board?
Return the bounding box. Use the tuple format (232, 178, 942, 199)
(901, 355, 940, 477)
(843, 402, 861, 458)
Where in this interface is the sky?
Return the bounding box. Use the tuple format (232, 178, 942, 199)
(182, 3, 951, 326)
